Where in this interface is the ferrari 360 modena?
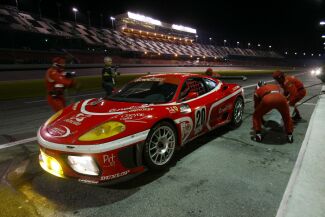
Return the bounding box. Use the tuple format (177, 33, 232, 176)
(38, 73, 244, 184)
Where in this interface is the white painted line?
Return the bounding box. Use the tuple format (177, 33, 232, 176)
(0, 137, 37, 150)
(297, 102, 316, 106)
(275, 96, 318, 217)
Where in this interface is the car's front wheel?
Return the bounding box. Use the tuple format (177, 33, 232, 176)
(144, 121, 177, 170)
(230, 97, 244, 129)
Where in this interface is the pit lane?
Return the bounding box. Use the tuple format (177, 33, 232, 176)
(0, 70, 321, 217)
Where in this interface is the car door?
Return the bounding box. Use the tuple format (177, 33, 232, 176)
(205, 79, 236, 130)
(178, 77, 217, 139)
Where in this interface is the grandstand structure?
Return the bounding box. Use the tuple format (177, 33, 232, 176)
(0, 5, 282, 64)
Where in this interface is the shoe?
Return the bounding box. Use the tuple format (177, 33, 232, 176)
(287, 133, 294, 143)
(256, 133, 262, 142)
(292, 114, 302, 122)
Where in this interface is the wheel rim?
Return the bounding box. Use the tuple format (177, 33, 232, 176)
(148, 126, 176, 166)
(234, 100, 243, 124)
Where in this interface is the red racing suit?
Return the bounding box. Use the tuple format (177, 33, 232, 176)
(282, 76, 306, 106)
(253, 84, 293, 134)
(45, 67, 74, 112)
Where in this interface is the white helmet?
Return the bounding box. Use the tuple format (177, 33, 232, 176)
(104, 56, 112, 65)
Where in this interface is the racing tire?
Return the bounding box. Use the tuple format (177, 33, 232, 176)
(230, 97, 244, 129)
(143, 121, 177, 170)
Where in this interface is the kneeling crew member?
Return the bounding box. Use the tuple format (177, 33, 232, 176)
(46, 57, 75, 112)
(272, 70, 306, 121)
(253, 81, 293, 143)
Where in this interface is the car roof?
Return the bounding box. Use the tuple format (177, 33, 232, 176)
(140, 73, 204, 81)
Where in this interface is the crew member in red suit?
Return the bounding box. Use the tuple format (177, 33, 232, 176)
(272, 70, 306, 121)
(253, 81, 293, 143)
(45, 57, 75, 112)
(205, 68, 221, 78)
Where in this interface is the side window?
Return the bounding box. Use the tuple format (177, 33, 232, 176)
(203, 78, 218, 92)
(179, 78, 208, 101)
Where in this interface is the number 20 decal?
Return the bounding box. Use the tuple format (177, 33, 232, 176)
(194, 106, 206, 134)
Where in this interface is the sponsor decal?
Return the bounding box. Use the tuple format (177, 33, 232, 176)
(103, 154, 116, 167)
(232, 85, 240, 91)
(180, 121, 192, 141)
(135, 77, 164, 83)
(109, 105, 152, 113)
(166, 106, 179, 114)
(78, 179, 99, 184)
(64, 113, 91, 126)
(100, 170, 130, 181)
(180, 104, 191, 113)
(120, 113, 145, 121)
(218, 104, 232, 114)
(47, 125, 70, 137)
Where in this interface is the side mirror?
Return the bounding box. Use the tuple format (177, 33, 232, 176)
(184, 92, 198, 101)
(222, 85, 228, 91)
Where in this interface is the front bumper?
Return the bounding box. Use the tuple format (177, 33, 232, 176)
(38, 142, 146, 185)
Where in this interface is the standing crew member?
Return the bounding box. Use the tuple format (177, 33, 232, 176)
(102, 56, 117, 96)
(205, 68, 221, 78)
(272, 70, 306, 121)
(253, 81, 293, 143)
(45, 57, 75, 112)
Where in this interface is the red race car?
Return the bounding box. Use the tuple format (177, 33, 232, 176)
(38, 73, 244, 184)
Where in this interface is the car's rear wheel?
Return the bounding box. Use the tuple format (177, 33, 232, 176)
(230, 97, 244, 129)
(144, 121, 177, 170)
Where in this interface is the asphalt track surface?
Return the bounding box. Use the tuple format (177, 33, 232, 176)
(0, 70, 321, 217)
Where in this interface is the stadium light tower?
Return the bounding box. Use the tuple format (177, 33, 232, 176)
(209, 37, 212, 45)
(15, 0, 19, 10)
(248, 42, 251, 48)
(320, 21, 325, 26)
(72, 7, 78, 24)
(257, 43, 261, 48)
(195, 35, 198, 43)
(268, 45, 272, 49)
(236, 41, 240, 47)
(322, 35, 325, 38)
(110, 16, 116, 30)
(56, 2, 61, 20)
(223, 39, 227, 46)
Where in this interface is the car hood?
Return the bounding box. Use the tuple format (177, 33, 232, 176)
(40, 98, 166, 145)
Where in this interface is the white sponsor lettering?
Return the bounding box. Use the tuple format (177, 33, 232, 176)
(64, 113, 91, 126)
(78, 179, 99, 184)
(100, 170, 130, 181)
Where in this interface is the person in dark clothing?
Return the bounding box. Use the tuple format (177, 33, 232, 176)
(102, 56, 117, 96)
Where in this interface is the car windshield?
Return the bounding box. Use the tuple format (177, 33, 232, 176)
(107, 78, 179, 103)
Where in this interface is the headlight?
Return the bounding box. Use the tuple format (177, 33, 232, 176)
(78, 121, 126, 141)
(39, 150, 64, 178)
(311, 70, 315, 75)
(315, 68, 322, 76)
(67, 156, 99, 176)
(45, 109, 63, 126)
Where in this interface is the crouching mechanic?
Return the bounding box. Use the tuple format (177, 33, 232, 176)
(205, 68, 221, 78)
(102, 56, 117, 96)
(46, 57, 75, 112)
(272, 70, 306, 121)
(253, 81, 293, 143)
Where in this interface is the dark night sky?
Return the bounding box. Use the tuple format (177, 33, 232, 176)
(4, 0, 325, 55)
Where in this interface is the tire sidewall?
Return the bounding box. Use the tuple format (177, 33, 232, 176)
(230, 97, 244, 129)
